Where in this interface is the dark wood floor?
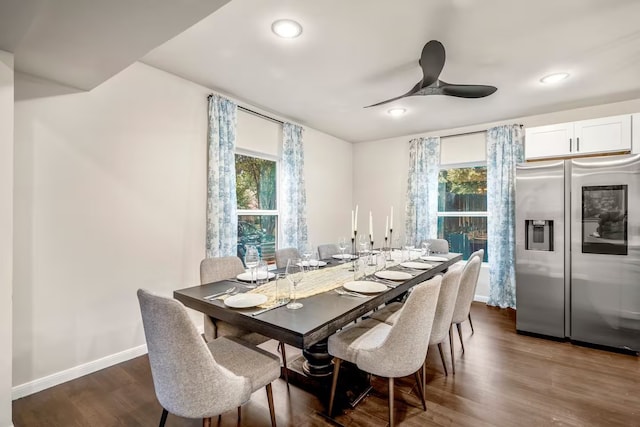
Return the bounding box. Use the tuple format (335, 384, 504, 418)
(13, 303, 640, 426)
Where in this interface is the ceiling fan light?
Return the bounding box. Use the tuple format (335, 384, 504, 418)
(387, 108, 407, 117)
(271, 19, 303, 38)
(540, 72, 570, 84)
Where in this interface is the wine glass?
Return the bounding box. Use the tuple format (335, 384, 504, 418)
(376, 252, 387, 272)
(244, 245, 260, 289)
(404, 237, 415, 261)
(338, 237, 348, 263)
(301, 244, 313, 264)
(421, 241, 431, 258)
(286, 258, 305, 309)
(358, 234, 368, 254)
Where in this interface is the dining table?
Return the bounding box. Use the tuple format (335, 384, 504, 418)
(173, 250, 462, 406)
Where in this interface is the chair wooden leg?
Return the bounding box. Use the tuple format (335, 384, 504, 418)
(414, 370, 427, 411)
(468, 313, 474, 334)
(328, 358, 341, 417)
(202, 417, 211, 427)
(159, 408, 168, 427)
(437, 343, 448, 376)
(449, 327, 456, 375)
(422, 362, 427, 395)
(279, 341, 289, 384)
(265, 383, 277, 427)
(237, 406, 241, 423)
(388, 377, 395, 427)
(456, 323, 465, 353)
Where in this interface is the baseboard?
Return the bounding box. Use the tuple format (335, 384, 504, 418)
(474, 295, 489, 303)
(12, 324, 206, 400)
(11, 344, 148, 400)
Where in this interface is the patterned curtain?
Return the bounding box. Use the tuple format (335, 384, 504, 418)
(486, 124, 524, 309)
(280, 123, 309, 251)
(405, 137, 440, 246)
(206, 95, 238, 258)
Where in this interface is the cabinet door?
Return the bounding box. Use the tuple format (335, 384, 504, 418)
(574, 115, 631, 155)
(632, 113, 639, 154)
(525, 123, 574, 160)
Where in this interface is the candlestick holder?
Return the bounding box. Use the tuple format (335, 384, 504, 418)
(352, 231, 357, 256)
(389, 229, 394, 249)
(384, 236, 390, 260)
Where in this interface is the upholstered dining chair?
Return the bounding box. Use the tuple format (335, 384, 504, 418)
(370, 266, 463, 376)
(200, 256, 290, 382)
(451, 251, 483, 354)
(317, 243, 340, 260)
(275, 247, 300, 269)
(137, 289, 280, 427)
(421, 238, 450, 254)
(200, 256, 268, 345)
(327, 276, 442, 427)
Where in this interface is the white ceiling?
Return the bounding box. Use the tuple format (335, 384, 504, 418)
(142, 0, 640, 142)
(0, 0, 230, 90)
(3, 0, 640, 142)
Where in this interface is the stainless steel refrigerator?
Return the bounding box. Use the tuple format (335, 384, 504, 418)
(515, 154, 640, 353)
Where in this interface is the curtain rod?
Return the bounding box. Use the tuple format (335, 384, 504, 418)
(207, 94, 284, 125)
(439, 124, 524, 139)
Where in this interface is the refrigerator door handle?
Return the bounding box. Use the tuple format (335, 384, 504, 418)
(569, 137, 572, 152)
(577, 137, 580, 152)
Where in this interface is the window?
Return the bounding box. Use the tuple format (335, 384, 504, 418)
(437, 165, 488, 262)
(235, 153, 278, 264)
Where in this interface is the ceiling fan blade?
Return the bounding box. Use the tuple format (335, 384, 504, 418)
(419, 40, 445, 88)
(439, 81, 497, 98)
(364, 79, 423, 108)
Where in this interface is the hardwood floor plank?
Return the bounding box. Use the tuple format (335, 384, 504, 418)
(13, 303, 640, 426)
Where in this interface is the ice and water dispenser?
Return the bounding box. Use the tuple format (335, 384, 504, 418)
(525, 220, 554, 251)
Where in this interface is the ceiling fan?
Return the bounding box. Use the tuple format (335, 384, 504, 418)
(365, 40, 497, 108)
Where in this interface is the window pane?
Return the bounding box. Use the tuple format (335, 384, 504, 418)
(438, 166, 487, 212)
(438, 216, 488, 262)
(237, 215, 277, 264)
(235, 154, 277, 210)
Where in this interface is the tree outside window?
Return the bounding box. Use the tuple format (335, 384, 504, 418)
(235, 154, 278, 264)
(437, 166, 488, 261)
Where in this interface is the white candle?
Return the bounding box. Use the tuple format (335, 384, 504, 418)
(355, 205, 359, 231)
(385, 216, 389, 238)
(369, 211, 373, 240)
(390, 206, 394, 230)
(351, 210, 355, 238)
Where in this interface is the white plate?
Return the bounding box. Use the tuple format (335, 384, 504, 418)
(375, 270, 413, 281)
(224, 293, 268, 308)
(298, 260, 328, 267)
(344, 280, 387, 294)
(332, 254, 355, 260)
(421, 255, 449, 262)
(400, 261, 433, 270)
(236, 271, 276, 282)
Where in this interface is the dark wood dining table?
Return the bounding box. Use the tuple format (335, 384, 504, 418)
(173, 252, 463, 380)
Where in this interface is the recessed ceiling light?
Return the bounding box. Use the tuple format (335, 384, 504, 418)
(540, 72, 570, 84)
(271, 19, 303, 38)
(387, 107, 407, 117)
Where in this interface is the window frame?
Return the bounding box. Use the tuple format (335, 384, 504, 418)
(235, 149, 280, 265)
(437, 160, 488, 262)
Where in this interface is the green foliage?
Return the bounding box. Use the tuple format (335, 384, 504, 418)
(235, 155, 276, 210)
(439, 167, 487, 195)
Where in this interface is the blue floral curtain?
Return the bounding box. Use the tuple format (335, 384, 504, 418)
(280, 123, 309, 251)
(486, 124, 524, 308)
(405, 137, 440, 246)
(206, 95, 238, 258)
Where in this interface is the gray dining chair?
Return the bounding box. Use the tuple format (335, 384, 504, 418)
(370, 266, 462, 376)
(327, 276, 442, 426)
(451, 251, 483, 354)
(275, 247, 300, 269)
(200, 256, 290, 382)
(137, 289, 280, 427)
(421, 238, 450, 254)
(200, 256, 268, 345)
(317, 243, 340, 260)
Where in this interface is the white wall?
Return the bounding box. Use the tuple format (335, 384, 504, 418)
(353, 96, 640, 301)
(12, 62, 353, 396)
(0, 49, 14, 427)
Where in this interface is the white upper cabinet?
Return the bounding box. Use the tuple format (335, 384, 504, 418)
(525, 123, 574, 159)
(525, 115, 632, 160)
(632, 113, 640, 154)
